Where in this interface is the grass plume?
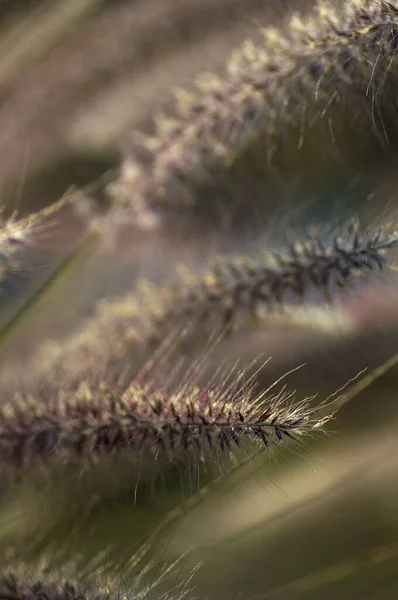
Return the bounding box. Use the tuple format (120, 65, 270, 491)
(0, 367, 327, 485)
(148, 223, 398, 343)
(0, 198, 70, 293)
(0, 571, 105, 600)
(6, 221, 396, 397)
(108, 0, 398, 225)
(0, 361, 330, 573)
(0, 556, 200, 600)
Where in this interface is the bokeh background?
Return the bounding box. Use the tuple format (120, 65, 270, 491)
(1, 1, 398, 599)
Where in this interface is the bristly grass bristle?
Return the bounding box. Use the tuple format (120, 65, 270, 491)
(108, 0, 398, 225)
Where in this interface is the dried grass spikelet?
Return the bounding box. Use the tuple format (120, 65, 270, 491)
(108, 0, 398, 224)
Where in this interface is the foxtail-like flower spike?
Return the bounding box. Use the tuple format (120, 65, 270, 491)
(0, 572, 105, 600)
(108, 0, 398, 224)
(148, 225, 398, 342)
(0, 372, 327, 480)
(0, 196, 74, 294)
(6, 223, 397, 398)
(0, 560, 200, 600)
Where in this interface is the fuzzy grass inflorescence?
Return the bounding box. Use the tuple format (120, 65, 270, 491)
(0, 571, 106, 600)
(108, 0, 398, 225)
(148, 224, 398, 343)
(0, 561, 199, 600)
(0, 364, 329, 571)
(5, 222, 397, 398)
(0, 370, 327, 483)
(0, 196, 76, 302)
